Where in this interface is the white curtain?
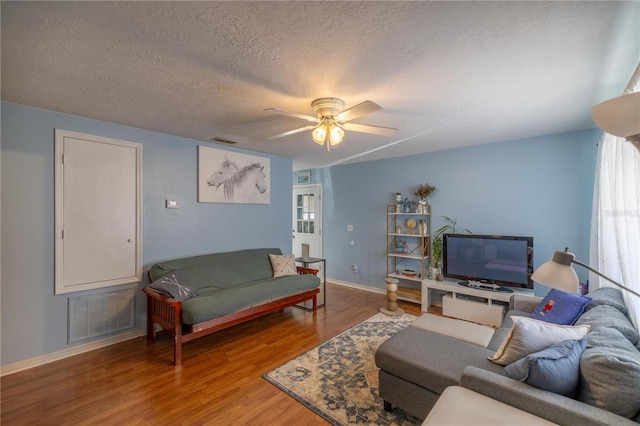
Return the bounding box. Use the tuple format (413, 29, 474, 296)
(590, 63, 640, 326)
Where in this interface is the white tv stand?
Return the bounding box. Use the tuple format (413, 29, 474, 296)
(421, 278, 534, 327)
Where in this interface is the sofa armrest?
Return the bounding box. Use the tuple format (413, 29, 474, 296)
(460, 367, 636, 426)
(296, 266, 319, 276)
(509, 294, 541, 313)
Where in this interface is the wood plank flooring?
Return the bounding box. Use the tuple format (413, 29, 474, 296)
(1, 283, 424, 425)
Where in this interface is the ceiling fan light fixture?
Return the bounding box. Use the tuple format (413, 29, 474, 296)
(329, 122, 344, 146)
(312, 120, 328, 145)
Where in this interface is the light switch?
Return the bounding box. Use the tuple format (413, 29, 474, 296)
(347, 224, 353, 232)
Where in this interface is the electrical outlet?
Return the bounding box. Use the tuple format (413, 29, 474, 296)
(352, 264, 359, 273)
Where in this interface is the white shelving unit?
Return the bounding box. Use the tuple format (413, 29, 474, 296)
(386, 204, 431, 303)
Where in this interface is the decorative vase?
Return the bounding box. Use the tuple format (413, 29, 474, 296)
(435, 260, 443, 281)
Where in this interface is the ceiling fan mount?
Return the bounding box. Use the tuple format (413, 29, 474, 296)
(265, 97, 397, 152)
(310, 97, 345, 118)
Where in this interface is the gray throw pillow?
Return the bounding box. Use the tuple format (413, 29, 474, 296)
(579, 327, 640, 419)
(575, 304, 638, 345)
(149, 271, 197, 302)
(504, 338, 586, 397)
(584, 287, 628, 316)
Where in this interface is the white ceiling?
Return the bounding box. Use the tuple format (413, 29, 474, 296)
(2, 1, 639, 170)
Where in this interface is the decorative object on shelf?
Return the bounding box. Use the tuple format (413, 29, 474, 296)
(405, 218, 417, 234)
(396, 225, 402, 234)
(532, 248, 640, 300)
(394, 241, 408, 253)
(419, 219, 426, 236)
(401, 198, 416, 213)
(380, 277, 404, 316)
(416, 199, 427, 214)
(395, 192, 402, 203)
(591, 91, 640, 151)
(401, 269, 416, 277)
(415, 182, 437, 202)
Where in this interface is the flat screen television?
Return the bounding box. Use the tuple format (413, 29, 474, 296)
(442, 234, 534, 290)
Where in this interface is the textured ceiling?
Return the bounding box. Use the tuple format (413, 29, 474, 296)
(2, 1, 639, 170)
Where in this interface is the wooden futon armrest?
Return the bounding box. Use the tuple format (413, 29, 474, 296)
(296, 266, 319, 275)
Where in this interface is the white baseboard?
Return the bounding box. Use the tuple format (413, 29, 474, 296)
(329, 278, 424, 304)
(1, 329, 146, 377)
(328, 278, 386, 294)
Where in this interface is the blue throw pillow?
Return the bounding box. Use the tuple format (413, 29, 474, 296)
(504, 338, 587, 397)
(530, 289, 591, 325)
(149, 271, 197, 302)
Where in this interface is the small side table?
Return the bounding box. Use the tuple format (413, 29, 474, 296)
(295, 257, 326, 307)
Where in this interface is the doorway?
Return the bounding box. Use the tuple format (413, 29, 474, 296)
(293, 184, 323, 305)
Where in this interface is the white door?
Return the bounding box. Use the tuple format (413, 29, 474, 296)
(293, 184, 323, 305)
(55, 130, 142, 294)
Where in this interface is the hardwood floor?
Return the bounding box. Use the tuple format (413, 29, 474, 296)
(1, 283, 423, 425)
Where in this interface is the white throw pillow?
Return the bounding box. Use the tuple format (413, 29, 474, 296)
(489, 316, 590, 366)
(269, 254, 298, 278)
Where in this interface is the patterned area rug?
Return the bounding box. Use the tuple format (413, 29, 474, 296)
(263, 312, 421, 425)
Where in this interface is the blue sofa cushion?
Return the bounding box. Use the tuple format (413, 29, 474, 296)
(149, 271, 197, 302)
(504, 338, 586, 397)
(530, 289, 591, 325)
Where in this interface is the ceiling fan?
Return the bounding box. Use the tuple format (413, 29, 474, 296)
(265, 97, 397, 152)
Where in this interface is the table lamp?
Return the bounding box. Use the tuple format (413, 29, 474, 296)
(531, 248, 640, 299)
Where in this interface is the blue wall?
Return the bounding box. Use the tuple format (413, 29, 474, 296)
(1, 100, 600, 366)
(313, 130, 600, 296)
(1, 102, 293, 366)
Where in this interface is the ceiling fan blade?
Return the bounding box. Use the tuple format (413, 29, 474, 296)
(343, 122, 397, 136)
(336, 101, 382, 122)
(267, 125, 315, 140)
(265, 108, 317, 122)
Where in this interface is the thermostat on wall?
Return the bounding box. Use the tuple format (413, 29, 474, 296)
(166, 200, 180, 209)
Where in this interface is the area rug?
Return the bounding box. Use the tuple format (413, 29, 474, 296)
(263, 312, 421, 425)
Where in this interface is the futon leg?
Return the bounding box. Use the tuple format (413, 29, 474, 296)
(383, 400, 393, 412)
(146, 295, 156, 342)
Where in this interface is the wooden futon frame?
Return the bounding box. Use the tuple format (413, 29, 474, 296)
(143, 266, 319, 365)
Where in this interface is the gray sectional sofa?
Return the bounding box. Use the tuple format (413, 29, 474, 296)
(375, 287, 640, 425)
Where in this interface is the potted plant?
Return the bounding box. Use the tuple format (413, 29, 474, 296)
(431, 236, 442, 281)
(432, 216, 472, 281)
(415, 183, 437, 202)
(435, 216, 472, 238)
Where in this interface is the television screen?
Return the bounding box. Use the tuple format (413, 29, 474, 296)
(443, 234, 533, 289)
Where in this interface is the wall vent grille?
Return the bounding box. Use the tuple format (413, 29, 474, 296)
(209, 136, 240, 145)
(68, 288, 135, 344)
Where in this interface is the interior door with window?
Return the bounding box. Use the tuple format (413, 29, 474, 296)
(293, 184, 323, 305)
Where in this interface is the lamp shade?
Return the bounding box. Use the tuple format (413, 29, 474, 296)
(531, 250, 579, 293)
(591, 92, 640, 141)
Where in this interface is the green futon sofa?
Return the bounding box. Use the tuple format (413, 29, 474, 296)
(143, 248, 320, 365)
